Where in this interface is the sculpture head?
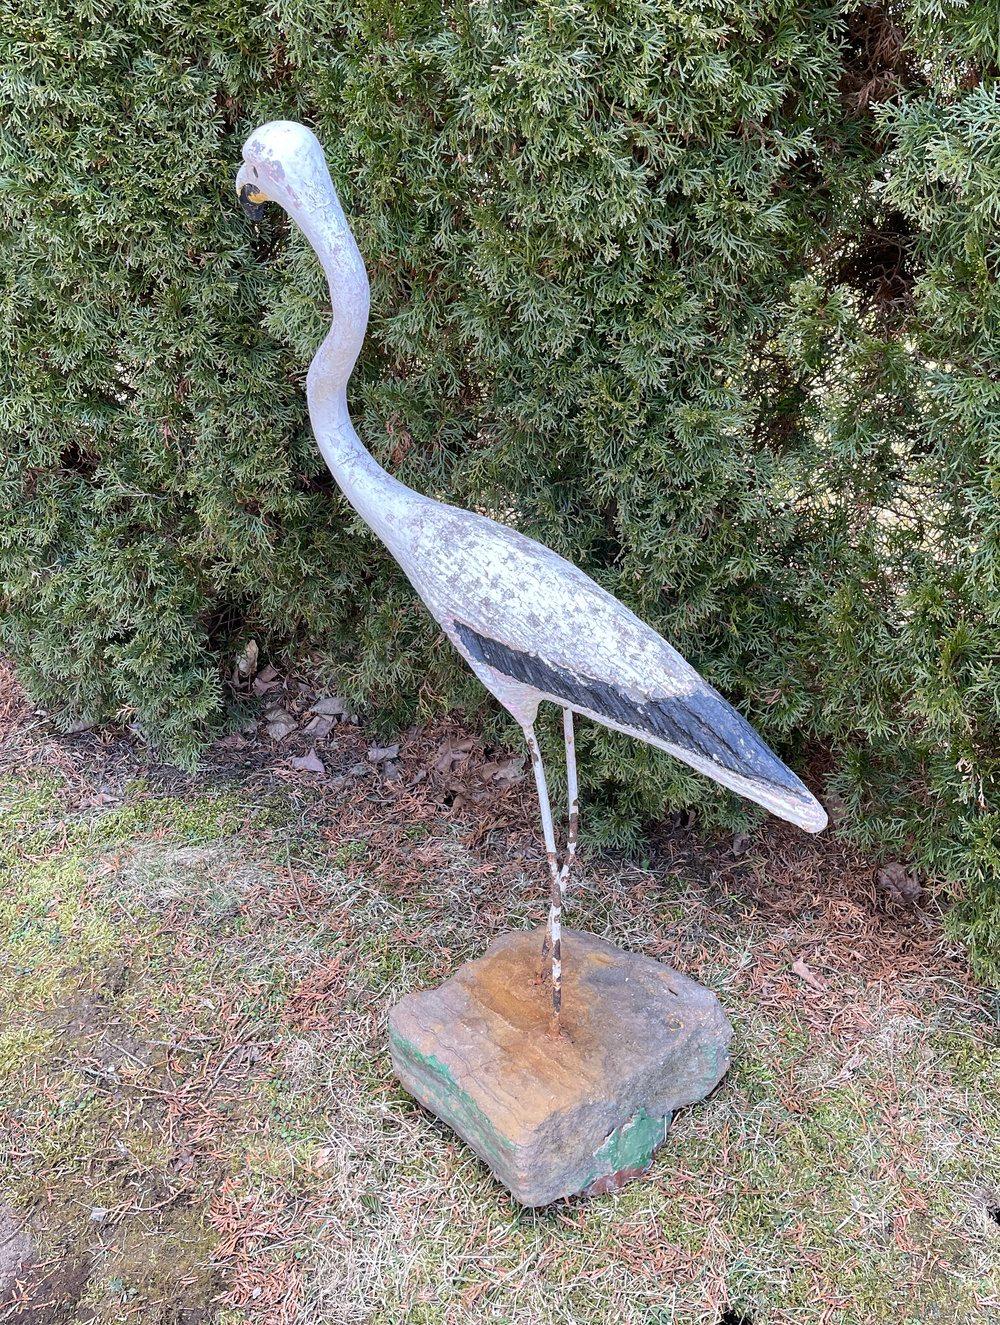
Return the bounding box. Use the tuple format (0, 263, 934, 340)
(235, 121, 334, 224)
(236, 121, 370, 395)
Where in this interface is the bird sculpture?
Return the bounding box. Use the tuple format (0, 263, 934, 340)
(236, 121, 827, 1023)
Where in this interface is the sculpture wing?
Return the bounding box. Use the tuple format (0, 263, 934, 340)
(405, 504, 826, 834)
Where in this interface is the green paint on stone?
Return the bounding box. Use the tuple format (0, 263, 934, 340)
(389, 1029, 514, 1168)
(584, 1108, 670, 1186)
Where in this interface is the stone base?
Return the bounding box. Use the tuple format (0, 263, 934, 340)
(388, 927, 732, 1206)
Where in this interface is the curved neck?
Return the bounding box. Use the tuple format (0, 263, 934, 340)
(298, 191, 370, 401)
(286, 178, 417, 548)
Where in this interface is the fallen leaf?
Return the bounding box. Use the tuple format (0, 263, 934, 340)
(303, 714, 334, 739)
(367, 743, 400, 763)
(265, 712, 297, 741)
(311, 695, 349, 718)
(252, 664, 281, 696)
(79, 790, 118, 808)
(824, 1048, 865, 1089)
(876, 862, 921, 903)
(481, 756, 526, 784)
(290, 750, 325, 774)
(791, 956, 825, 992)
(824, 790, 848, 828)
(433, 736, 475, 774)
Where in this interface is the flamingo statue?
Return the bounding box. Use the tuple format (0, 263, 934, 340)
(236, 122, 827, 1022)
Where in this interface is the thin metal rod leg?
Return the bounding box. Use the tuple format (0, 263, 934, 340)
(558, 707, 580, 896)
(542, 708, 580, 963)
(524, 724, 562, 1021)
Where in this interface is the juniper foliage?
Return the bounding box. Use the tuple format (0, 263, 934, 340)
(1, 1, 998, 972)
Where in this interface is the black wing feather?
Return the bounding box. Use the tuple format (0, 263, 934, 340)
(455, 620, 803, 797)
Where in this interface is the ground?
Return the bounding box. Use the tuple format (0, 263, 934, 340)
(1, 660, 998, 1325)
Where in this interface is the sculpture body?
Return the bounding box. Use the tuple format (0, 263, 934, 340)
(236, 122, 826, 1023)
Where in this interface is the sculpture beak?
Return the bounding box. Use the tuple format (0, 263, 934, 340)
(236, 164, 268, 220)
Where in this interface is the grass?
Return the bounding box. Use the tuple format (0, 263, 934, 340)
(2, 695, 999, 1324)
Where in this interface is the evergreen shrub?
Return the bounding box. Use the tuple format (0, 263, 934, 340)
(2, 1, 998, 973)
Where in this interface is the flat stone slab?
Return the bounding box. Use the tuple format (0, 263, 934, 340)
(388, 927, 732, 1206)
